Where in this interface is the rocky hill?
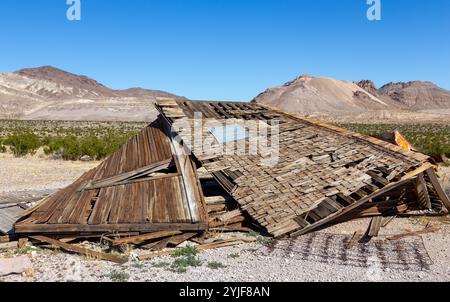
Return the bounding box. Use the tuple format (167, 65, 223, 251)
(0, 66, 182, 121)
(254, 75, 450, 122)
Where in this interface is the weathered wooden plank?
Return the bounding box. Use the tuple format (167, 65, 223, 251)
(205, 196, 231, 205)
(162, 117, 206, 224)
(368, 216, 383, 237)
(112, 230, 182, 245)
(416, 173, 432, 210)
(167, 232, 198, 247)
(366, 171, 390, 186)
(401, 163, 433, 180)
(291, 177, 415, 237)
(217, 209, 242, 222)
(387, 225, 440, 240)
(15, 222, 208, 234)
(207, 204, 226, 213)
(425, 168, 450, 211)
(83, 159, 173, 191)
(346, 231, 363, 249)
(30, 236, 127, 264)
(381, 216, 396, 227)
(210, 215, 245, 228)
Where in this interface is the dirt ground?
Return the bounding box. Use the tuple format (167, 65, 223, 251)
(0, 153, 100, 193)
(440, 166, 450, 197)
(0, 156, 449, 282)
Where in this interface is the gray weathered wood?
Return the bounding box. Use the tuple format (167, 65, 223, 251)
(425, 168, 450, 211)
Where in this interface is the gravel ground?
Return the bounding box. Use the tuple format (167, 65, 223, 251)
(0, 157, 449, 282)
(1, 215, 449, 282)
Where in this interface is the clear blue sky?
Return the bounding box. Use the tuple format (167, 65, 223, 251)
(0, 0, 449, 101)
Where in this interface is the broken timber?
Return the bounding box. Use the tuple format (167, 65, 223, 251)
(30, 235, 127, 264)
(9, 99, 449, 254)
(153, 100, 450, 238)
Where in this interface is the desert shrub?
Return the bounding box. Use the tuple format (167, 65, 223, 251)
(43, 135, 129, 161)
(335, 123, 450, 158)
(3, 132, 42, 157)
(44, 136, 80, 160)
(171, 246, 200, 258)
(169, 246, 202, 273)
(0, 139, 6, 153)
(207, 261, 227, 269)
(0, 120, 143, 160)
(107, 270, 130, 282)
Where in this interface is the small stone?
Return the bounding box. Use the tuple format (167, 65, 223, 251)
(80, 155, 93, 162)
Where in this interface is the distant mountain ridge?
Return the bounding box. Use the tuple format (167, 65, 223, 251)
(2, 66, 449, 123)
(254, 74, 450, 122)
(0, 66, 182, 121)
(378, 80, 450, 110)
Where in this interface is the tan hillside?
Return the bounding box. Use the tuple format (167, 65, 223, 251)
(0, 66, 183, 121)
(254, 75, 450, 122)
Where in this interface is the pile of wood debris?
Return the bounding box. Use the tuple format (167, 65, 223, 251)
(1, 100, 449, 264)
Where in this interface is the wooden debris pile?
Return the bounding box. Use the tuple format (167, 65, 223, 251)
(0, 100, 448, 263)
(156, 100, 450, 238)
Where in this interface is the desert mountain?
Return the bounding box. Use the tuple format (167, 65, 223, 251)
(254, 75, 450, 122)
(253, 75, 398, 116)
(0, 66, 182, 121)
(379, 81, 450, 110)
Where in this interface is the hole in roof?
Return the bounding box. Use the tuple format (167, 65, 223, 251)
(209, 124, 250, 144)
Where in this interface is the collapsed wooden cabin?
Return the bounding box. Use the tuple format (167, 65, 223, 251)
(14, 118, 208, 235)
(11, 100, 450, 250)
(156, 100, 450, 238)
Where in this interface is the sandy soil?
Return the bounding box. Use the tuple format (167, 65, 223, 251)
(438, 166, 450, 197)
(0, 153, 100, 193)
(0, 157, 449, 282)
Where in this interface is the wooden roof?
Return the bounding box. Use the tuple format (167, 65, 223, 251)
(15, 119, 208, 235)
(156, 99, 441, 237)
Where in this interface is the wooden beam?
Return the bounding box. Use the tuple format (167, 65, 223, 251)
(82, 173, 179, 191)
(291, 177, 415, 237)
(82, 159, 174, 191)
(14, 222, 208, 234)
(387, 225, 440, 240)
(217, 209, 242, 222)
(381, 216, 396, 227)
(207, 204, 226, 213)
(401, 163, 433, 180)
(209, 215, 245, 228)
(167, 232, 198, 247)
(346, 231, 363, 249)
(416, 173, 432, 209)
(112, 230, 182, 245)
(368, 216, 383, 237)
(161, 117, 203, 223)
(425, 168, 450, 211)
(366, 171, 389, 186)
(205, 196, 231, 205)
(29, 235, 127, 264)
